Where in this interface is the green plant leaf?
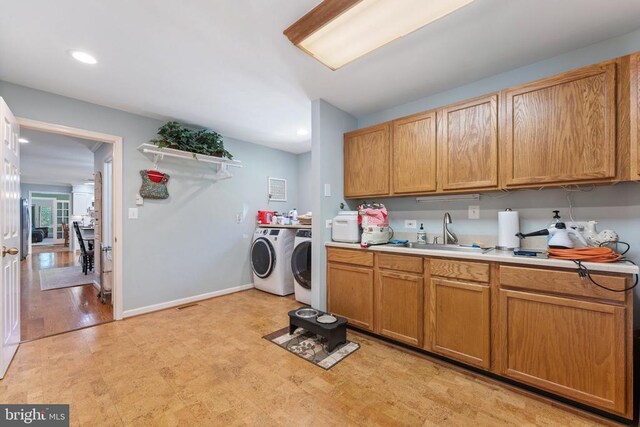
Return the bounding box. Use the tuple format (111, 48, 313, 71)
(150, 122, 233, 159)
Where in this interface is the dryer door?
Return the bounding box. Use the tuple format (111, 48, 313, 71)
(251, 237, 276, 278)
(291, 240, 311, 289)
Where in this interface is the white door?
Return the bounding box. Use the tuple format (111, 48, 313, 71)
(55, 200, 70, 244)
(0, 97, 20, 378)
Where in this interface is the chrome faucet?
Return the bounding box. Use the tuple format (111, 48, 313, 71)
(443, 212, 458, 245)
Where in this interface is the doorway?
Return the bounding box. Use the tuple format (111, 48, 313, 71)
(16, 119, 123, 342)
(29, 193, 71, 248)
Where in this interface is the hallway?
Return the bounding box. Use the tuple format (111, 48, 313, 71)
(20, 250, 113, 341)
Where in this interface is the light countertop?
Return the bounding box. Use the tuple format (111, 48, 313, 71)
(326, 242, 639, 275)
(258, 224, 312, 229)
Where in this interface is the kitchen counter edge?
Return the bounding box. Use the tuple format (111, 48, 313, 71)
(325, 242, 639, 275)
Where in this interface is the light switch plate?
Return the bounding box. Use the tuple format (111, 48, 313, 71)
(128, 208, 139, 219)
(468, 205, 480, 219)
(324, 184, 331, 197)
(404, 220, 417, 229)
(326, 219, 332, 228)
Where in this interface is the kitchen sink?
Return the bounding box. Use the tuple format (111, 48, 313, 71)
(393, 242, 493, 254)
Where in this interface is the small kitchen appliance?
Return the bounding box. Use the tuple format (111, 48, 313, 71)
(332, 211, 360, 243)
(257, 210, 274, 225)
(516, 222, 588, 249)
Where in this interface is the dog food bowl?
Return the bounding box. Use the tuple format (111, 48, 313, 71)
(295, 308, 319, 318)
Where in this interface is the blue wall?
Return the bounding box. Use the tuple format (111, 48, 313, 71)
(358, 27, 640, 127)
(310, 100, 357, 310)
(296, 151, 312, 214)
(2, 81, 299, 313)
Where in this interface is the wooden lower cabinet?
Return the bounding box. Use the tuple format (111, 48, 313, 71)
(327, 263, 374, 331)
(375, 270, 423, 347)
(430, 278, 490, 369)
(498, 289, 628, 416)
(326, 248, 633, 418)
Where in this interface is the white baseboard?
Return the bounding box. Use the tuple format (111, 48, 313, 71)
(122, 283, 254, 318)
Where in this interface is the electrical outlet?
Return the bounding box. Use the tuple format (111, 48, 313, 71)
(404, 220, 417, 229)
(468, 205, 480, 219)
(326, 219, 332, 229)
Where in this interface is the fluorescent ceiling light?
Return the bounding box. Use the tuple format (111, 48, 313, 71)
(69, 50, 97, 65)
(18, 138, 29, 143)
(416, 194, 479, 203)
(297, 128, 309, 136)
(285, 0, 475, 70)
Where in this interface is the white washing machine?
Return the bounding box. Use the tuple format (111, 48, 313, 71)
(291, 229, 312, 305)
(251, 227, 295, 295)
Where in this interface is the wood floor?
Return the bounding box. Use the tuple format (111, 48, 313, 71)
(21, 249, 113, 341)
(2, 289, 615, 426)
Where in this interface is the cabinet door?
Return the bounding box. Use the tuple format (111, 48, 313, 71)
(430, 278, 490, 369)
(498, 289, 627, 416)
(327, 263, 374, 331)
(376, 270, 423, 346)
(392, 111, 437, 194)
(631, 53, 640, 179)
(344, 123, 390, 198)
(502, 62, 616, 186)
(439, 95, 498, 191)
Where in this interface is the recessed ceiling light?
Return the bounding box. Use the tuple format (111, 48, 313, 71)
(18, 138, 29, 143)
(285, 0, 475, 70)
(69, 50, 97, 65)
(297, 128, 309, 136)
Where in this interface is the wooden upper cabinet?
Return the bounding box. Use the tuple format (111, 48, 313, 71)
(498, 289, 628, 416)
(631, 53, 640, 179)
(502, 61, 617, 186)
(438, 95, 498, 191)
(391, 111, 437, 194)
(344, 123, 390, 198)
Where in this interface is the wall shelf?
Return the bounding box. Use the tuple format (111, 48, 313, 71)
(137, 143, 242, 180)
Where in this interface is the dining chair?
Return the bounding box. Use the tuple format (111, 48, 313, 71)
(73, 221, 94, 275)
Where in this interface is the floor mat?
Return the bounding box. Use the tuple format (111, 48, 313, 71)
(263, 326, 359, 370)
(39, 266, 97, 291)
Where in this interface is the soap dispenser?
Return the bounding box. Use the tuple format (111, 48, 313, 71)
(417, 223, 427, 244)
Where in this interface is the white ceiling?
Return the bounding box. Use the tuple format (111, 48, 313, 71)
(20, 128, 97, 186)
(2, 0, 640, 154)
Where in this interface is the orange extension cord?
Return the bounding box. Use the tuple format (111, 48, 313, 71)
(547, 247, 623, 262)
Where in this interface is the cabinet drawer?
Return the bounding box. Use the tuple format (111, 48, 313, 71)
(431, 259, 489, 283)
(327, 248, 373, 267)
(377, 253, 423, 274)
(500, 265, 626, 302)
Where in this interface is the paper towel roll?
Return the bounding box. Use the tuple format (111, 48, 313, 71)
(497, 209, 520, 250)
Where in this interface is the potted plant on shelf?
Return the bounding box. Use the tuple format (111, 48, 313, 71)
(150, 121, 233, 159)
